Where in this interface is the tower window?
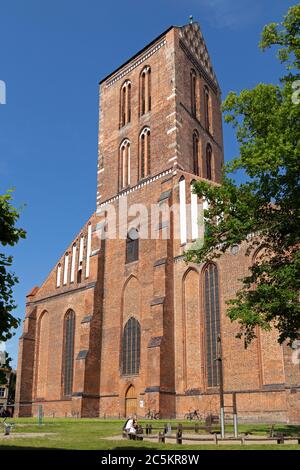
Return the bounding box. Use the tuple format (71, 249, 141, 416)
(204, 264, 221, 388)
(62, 310, 75, 397)
(190, 70, 197, 117)
(122, 317, 141, 375)
(120, 80, 131, 128)
(206, 143, 212, 180)
(120, 139, 131, 189)
(204, 85, 211, 132)
(126, 228, 139, 264)
(193, 130, 199, 176)
(140, 127, 151, 179)
(140, 66, 151, 115)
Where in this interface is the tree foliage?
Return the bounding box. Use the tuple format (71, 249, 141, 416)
(0, 352, 12, 386)
(186, 4, 300, 345)
(0, 190, 26, 342)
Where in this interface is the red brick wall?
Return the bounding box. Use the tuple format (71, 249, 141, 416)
(16, 23, 300, 423)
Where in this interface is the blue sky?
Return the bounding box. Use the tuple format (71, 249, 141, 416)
(0, 0, 294, 367)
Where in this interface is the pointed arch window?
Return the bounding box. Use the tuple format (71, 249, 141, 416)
(191, 70, 197, 117)
(120, 139, 131, 189)
(204, 85, 211, 132)
(126, 228, 139, 264)
(140, 66, 151, 115)
(193, 130, 199, 176)
(206, 143, 212, 180)
(120, 80, 131, 128)
(62, 310, 75, 397)
(204, 264, 221, 388)
(140, 127, 151, 179)
(122, 317, 141, 375)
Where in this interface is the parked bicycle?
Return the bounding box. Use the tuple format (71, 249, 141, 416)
(145, 409, 160, 420)
(184, 409, 201, 421)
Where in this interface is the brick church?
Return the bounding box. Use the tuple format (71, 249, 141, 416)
(16, 22, 300, 422)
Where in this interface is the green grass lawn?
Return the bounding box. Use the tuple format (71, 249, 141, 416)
(0, 418, 299, 450)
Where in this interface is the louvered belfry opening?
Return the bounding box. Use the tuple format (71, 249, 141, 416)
(126, 229, 139, 264)
(193, 130, 199, 176)
(204, 264, 221, 388)
(206, 143, 212, 180)
(122, 317, 141, 375)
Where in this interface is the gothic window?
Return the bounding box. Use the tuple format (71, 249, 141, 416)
(204, 85, 211, 132)
(140, 66, 151, 115)
(120, 139, 131, 189)
(126, 228, 139, 264)
(204, 264, 221, 388)
(140, 127, 151, 179)
(191, 70, 197, 117)
(36, 311, 49, 398)
(122, 317, 141, 375)
(193, 130, 199, 175)
(120, 80, 131, 128)
(62, 310, 75, 397)
(206, 143, 212, 180)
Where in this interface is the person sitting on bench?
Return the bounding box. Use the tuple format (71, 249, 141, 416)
(124, 417, 137, 439)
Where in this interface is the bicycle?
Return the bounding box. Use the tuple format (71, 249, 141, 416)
(184, 409, 201, 421)
(144, 409, 160, 420)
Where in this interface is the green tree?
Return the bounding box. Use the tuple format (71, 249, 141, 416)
(186, 4, 300, 346)
(0, 352, 12, 386)
(0, 190, 26, 342)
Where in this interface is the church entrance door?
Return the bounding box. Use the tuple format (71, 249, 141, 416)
(125, 385, 137, 417)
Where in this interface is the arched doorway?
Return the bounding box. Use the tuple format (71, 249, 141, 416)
(125, 385, 137, 417)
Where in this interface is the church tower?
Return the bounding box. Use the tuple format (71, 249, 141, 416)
(15, 22, 300, 422)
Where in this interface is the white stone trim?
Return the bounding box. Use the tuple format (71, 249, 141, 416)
(70, 244, 77, 283)
(179, 178, 187, 245)
(96, 168, 173, 212)
(105, 39, 166, 88)
(166, 111, 176, 119)
(79, 236, 84, 269)
(191, 184, 198, 241)
(85, 224, 92, 278)
(63, 253, 69, 286)
(56, 264, 62, 288)
(167, 93, 176, 100)
(167, 127, 177, 135)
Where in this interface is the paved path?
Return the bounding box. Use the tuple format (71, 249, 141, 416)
(0, 432, 55, 440)
(103, 434, 300, 446)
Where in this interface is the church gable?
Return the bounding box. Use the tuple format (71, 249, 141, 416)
(30, 213, 97, 300)
(179, 22, 218, 89)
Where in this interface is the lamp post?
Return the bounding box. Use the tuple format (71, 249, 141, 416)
(217, 334, 225, 439)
